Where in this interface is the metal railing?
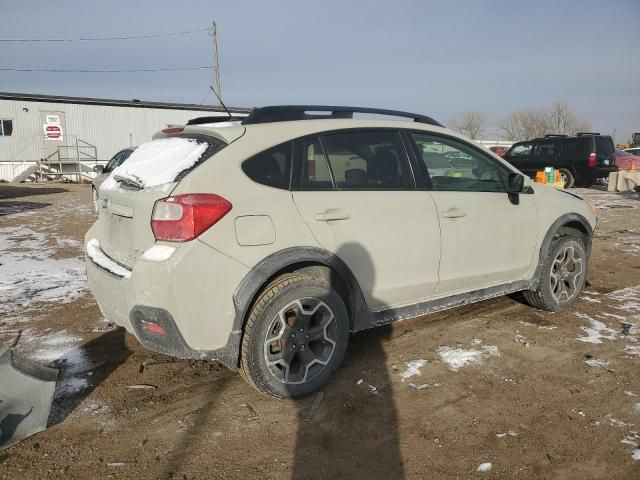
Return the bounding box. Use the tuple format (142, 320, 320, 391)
(38, 137, 99, 182)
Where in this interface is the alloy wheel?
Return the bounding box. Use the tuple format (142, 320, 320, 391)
(263, 297, 337, 384)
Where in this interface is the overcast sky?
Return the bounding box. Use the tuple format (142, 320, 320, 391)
(2, 0, 639, 141)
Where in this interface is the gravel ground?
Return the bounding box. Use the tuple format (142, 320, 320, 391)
(1, 183, 639, 480)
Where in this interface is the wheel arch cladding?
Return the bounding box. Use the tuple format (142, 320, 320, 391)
(232, 247, 367, 340)
(534, 213, 593, 287)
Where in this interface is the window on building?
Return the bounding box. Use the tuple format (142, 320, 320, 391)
(0, 119, 13, 136)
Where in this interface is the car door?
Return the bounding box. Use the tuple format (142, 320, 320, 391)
(408, 132, 539, 295)
(291, 129, 441, 311)
(505, 141, 535, 177)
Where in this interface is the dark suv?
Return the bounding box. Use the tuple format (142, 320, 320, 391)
(503, 133, 616, 188)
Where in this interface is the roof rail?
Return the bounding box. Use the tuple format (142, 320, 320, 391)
(576, 132, 601, 136)
(186, 116, 244, 126)
(544, 134, 568, 138)
(241, 105, 444, 127)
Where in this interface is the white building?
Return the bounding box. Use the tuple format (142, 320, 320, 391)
(0, 92, 249, 182)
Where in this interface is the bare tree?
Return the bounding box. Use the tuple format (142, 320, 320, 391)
(450, 111, 487, 140)
(498, 102, 592, 141)
(547, 101, 592, 135)
(498, 109, 548, 141)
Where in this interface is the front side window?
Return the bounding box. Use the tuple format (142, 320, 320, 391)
(242, 142, 292, 189)
(104, 151, 124, 172)
(412, 133, 505, 192)
(508, 142, 533, 157)
(320, 131, 412, 189)
(0, 119, 13, 136)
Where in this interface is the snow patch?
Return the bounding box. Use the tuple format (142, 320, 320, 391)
(141, 244, 175, 262)
(585, 358, 609, 368)
(575, 313, 617, 344)
(86, 239, 131, 279)
(477, 463, 492, 472)
(437, 345, 500, 371)
(624, 345, 640, 356)
(496, 430, 519, 438)
(0, 226, 87, 319)
(100, 137, 208, 191)
(633, 449, 640, 460)
(399, 359, 428, 381)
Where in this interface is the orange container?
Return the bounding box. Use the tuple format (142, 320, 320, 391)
(554, 170, 561, 183)
(535, 171, 547, 183)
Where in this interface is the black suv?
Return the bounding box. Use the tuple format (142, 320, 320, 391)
(503, 133, 616, 188)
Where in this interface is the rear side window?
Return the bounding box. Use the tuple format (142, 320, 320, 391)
(562, 138, 592, 155)
(242, 142, 292, 189)
(320, 131, 412, 189)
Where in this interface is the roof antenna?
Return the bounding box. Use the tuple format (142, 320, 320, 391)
(209, 85, 233, 119)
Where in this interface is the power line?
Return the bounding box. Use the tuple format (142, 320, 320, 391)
(0, 27, 209, 43)
(0, 66, 213, 73)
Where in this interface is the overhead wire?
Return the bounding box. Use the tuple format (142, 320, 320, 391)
(0, 27, 210, 43)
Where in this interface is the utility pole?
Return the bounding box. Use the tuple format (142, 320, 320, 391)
(210, 21, 222, 106)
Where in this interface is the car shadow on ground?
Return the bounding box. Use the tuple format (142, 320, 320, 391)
(289, 243, 405, 480)
(0, 201, 51, 216)
(48, 327, 132, 426)
(0, 185, 69, 200)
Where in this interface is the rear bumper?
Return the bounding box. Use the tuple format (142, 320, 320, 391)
(84, 226, 250, 369)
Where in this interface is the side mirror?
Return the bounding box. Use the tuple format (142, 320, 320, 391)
(507, 172, 524, 193)
(93, 165, 104, 174)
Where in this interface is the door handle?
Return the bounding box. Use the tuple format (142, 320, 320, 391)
(441, 208, 466, 219)
(315, 210, 351, 222)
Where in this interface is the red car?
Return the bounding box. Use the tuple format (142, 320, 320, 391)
(614, 149, 640, 171)
(488, 145, 509, 157)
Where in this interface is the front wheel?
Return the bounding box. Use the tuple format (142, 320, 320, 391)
(240, 272, 350, 398)
(522, 235, 587, 312)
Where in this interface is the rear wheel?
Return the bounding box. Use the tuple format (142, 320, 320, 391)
(240, 272, 350, 398)
(522, 235, 587, 312)
(558, 168, 575, 188)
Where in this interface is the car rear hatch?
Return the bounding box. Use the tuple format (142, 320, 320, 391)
(595, 136, 615, 167)
(92, 133, 229, 269)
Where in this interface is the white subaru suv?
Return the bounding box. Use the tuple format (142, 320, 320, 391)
(85, 106, 597, 398)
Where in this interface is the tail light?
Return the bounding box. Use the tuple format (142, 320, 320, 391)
(162, 126, 184, 134)
(587, 153, 597, 167)
(151, 193, 232, 242)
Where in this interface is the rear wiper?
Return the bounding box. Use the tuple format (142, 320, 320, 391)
(114, 174, 144, 190)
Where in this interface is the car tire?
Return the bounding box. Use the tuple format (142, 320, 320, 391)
(240, 272, 350, 398)
(558, 168, 575, 188)
(522, 235, 587, 312)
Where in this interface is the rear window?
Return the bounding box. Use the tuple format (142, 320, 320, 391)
(595, 136, 615, 155)
(100, 136, 224, 191)
(242, 142, 292, 189)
